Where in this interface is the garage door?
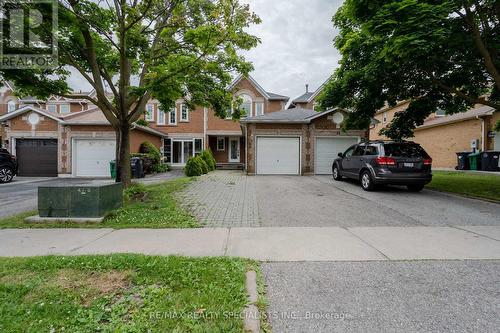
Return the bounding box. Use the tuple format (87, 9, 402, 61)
(256, 137, 300, 175)
(73, 139, 116, 177)
(16, 139, 58, 177)
(315, 137, 359, 175)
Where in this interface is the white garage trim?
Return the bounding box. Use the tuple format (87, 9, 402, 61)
(255, 135, 301, 175)
(72, 138, 116, 177)
(314, 136, 360, 175)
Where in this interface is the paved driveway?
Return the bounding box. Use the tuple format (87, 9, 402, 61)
(180, 171, 500, 227)
(263, 260, 500, 333)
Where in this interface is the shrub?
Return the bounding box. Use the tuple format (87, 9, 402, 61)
(139, 141, 161, 165)
(197, 156, 209, 174)
(185, 156, 204, 177)
(123, 182, 147, 201)
(154, 163, 168, 173)
(200, 149, 216, 171)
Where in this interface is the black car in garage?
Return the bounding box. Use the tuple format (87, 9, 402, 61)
(0, 148, 18, 183)
(332, 141, 432, 192)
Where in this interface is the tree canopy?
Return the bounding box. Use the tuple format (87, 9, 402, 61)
(319, 0, 499, 139)
(0, 0, 260, 184)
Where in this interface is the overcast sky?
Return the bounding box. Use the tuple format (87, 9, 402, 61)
(68, 0, 344, 101)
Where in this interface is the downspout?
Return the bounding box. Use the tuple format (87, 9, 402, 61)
(203, 107, 207, 149)
(477, 115, 485, 151)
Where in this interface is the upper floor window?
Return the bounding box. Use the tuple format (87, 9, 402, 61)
(7, 100, 16, 113)
(255, 102, 264, 116)
(239, 94, 252, 117)
(47, 104, 57, 113)
(145, 104, 154, 121)
(180, 104, 189, 121)
(157, 107, 165, 125)
(168, 106, 177, 125)
(59, 104, 70, 114)
(382, 112, 388, 124)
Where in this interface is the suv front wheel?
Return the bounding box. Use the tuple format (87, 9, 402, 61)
(0, 167, 14, 183)
(332, 164, 342, 181)
(360, 170, 375, 191)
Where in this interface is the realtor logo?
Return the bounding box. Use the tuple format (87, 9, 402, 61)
(0, 0, 58, 68)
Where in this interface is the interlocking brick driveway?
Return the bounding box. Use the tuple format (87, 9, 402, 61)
(178, 171, 260, 227)
(178, 171, 500, 228)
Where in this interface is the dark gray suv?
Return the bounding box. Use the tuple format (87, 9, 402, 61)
(332, 141, 432, 192)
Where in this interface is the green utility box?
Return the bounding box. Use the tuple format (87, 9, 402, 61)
(110, 160, 117, 179)
(38, 183, 123, 218)
(468, 152, 481, 171)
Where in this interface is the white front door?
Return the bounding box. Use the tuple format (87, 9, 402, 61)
(228, 137, 240, 163)
(256, 137, 300, 175)
(73, 139, 116, 177)
(315, 137, 360, 174)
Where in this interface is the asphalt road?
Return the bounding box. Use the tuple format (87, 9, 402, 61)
(262, 260, 500, 333)
(0, 171, 183, 218)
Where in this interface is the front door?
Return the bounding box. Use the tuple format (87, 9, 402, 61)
(228, 137, 240, 163)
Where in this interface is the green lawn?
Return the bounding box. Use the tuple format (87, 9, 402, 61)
(426, 171, 500, 202)
(0, 255, 257, 332)
(0, 178, 198, 229)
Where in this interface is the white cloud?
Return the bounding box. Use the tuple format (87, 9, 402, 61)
(68, 0, 344, 101)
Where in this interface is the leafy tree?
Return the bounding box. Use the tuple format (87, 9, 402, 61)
(0, 0, 260, 185)
(319, 0, 499, 139)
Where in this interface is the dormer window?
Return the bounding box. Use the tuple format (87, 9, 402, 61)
(7, 100, 16, 113)
(47, 104, 57, 113)
(59, 104, 70, 114)
(145, 104, 154, 121)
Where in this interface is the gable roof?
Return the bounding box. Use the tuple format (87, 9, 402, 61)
(416, 105, 495, 130)
(0, 105, 63, 123)
(240, 107, 342, 124)
(292, 92, 315, 104)
(229, 74, 289, 101)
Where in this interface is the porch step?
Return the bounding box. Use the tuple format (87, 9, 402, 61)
(216, 163, 244, 170)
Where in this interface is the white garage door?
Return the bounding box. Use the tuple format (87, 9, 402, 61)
(315, 137, 359, 175)
(256, 137, 300, 175)
(73, 139, 116, 177)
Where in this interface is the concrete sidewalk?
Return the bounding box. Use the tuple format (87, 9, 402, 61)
(1, 226, 500, 260)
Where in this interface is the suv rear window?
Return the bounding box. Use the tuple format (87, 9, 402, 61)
(383, 143, 429, 158)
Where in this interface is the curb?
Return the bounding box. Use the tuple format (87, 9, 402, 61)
(243, 270, 260, 332)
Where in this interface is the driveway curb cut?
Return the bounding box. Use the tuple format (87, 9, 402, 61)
(243, 270, 260, 332)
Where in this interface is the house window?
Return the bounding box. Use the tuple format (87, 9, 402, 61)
(435, 109, 446, 117)
(194, 138, 202, 155)
(7, 100, 16, 113)
(168, 106, 177, 125)
(255, 102, 264, 116)
(226, 107, 233, 119)
(47, 104, 57, 113)
(157, 107, 165, 125)
(145, 104, 154, 121)
(240, 94, 252, 117)
(59, 104, 70, 114)
(181, 104, 189, 121)
(382, 112, 388, 124)
(164, 139, 171, 163)
(217, 137, 225, 151)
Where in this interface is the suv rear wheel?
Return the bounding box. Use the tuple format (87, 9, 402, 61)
(332, 164, 342, 181)
(360, 170, 375, 191)
(0, 167, 14, 183)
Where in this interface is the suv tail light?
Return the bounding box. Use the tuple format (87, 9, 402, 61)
(423, 158, 432, 166)
(375, 156, 396, 166)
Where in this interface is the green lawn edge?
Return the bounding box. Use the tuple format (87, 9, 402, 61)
(0, 254, 261, 332)
(0, 177, 199, 229)
(426, 171, 500, 202)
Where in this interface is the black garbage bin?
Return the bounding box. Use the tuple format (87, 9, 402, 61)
(480, 151, 500, 171)
(456, 151, 471, 170)
(130, 157, 145, 178)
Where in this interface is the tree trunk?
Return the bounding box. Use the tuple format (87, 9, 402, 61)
(115, 122, 131, 186)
